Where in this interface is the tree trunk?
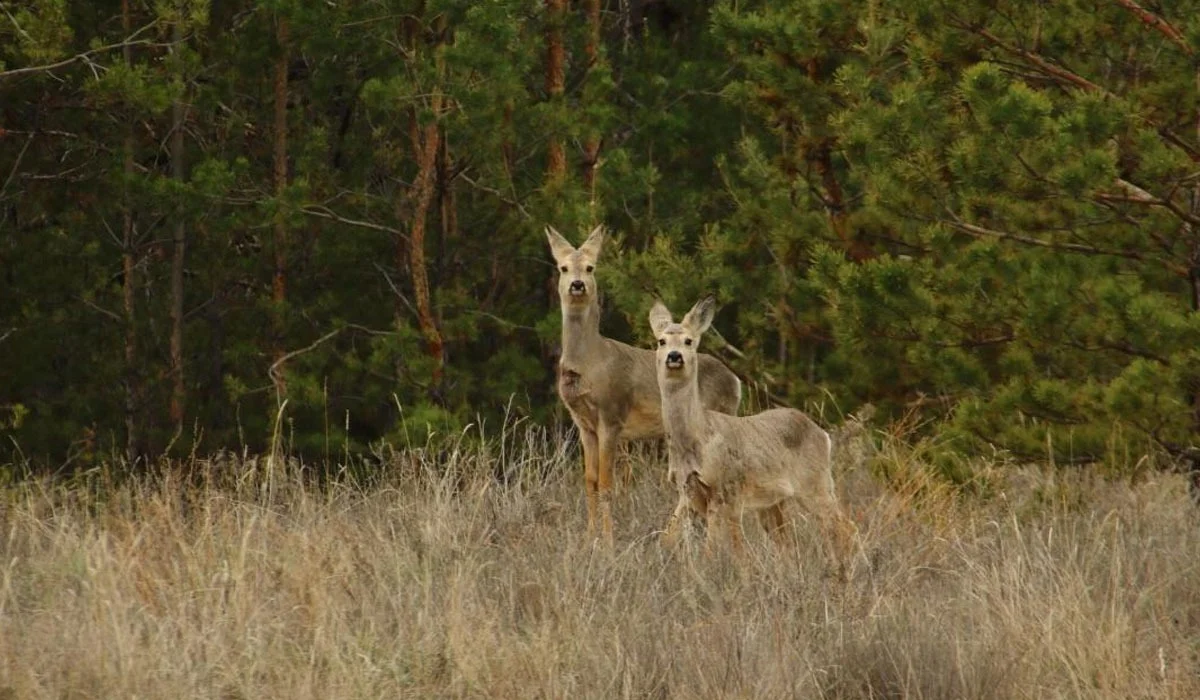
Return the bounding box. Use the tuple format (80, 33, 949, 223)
(121, 0, 140, 463)
(398, 28, 447, 390)
(582, 0, 602, 196)
(544, 0, 567, 182)
(407, 120, 444, 388)
(168, 12, 187, 433)
(271, 14, 290, 403)
(1190, 66, 1200, 459)
(439, 131, 458, 250)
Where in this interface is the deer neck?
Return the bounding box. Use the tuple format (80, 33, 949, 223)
(660, 378, 707, 469)
(560, 299, 603, 369)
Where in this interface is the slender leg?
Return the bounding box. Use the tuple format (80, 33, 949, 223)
(580, 428, 599, 538)
(724, 504, 744, 558)
(815, 499, 857, 581)
(703, 508, 719, 557)
(618, 445, 634, 491)
(796, 469, 857, 578)
(663, 496, 689, 547)
(758, 503, 789, 548)
(704, 501, 742, 558)
(596, 422, 621, 548)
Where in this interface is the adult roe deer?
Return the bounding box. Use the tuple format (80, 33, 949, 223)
(546, 225, 742, 547)
(649, 296, 855, 571)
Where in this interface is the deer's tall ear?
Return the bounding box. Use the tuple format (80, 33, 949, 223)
(545, 225, 575, 262)
(648, 300, 673, 336)
(578, 224, 606, 260)
(681, 295, 717, 336)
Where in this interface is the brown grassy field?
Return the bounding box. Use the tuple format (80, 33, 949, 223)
(1, 422, 1198, 699)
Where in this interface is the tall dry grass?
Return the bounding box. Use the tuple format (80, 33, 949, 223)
(1, 421, 1198, 699)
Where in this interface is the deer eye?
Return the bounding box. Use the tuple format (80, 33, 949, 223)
(684, 338, 693, 346)
(560, 265, 568, 273)
(658, 339, 666, 346)
(585, 265, 594, 273)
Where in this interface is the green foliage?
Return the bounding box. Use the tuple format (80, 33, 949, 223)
(1, 0, 1198, 474)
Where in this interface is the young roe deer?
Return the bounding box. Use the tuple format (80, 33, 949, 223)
(649, 296, 855, 570)
(546, 225, 742, 546)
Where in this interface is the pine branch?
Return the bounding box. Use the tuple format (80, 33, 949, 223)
(960, 18, 1200, 166)
(301, 205, 409, 242)
(1113, 0, 1193, 55)
(1093, 179, 1200, 226)
(1063, 338, 1168, 364)
(0, 131, 33, 201)
(269, 328, 342, 406)
(0, 21, 161, 81)
(970, 26, 1109, 95)
(940, 212, 1189, 276)
(80, 296, 121, 322)
(459, 173, 533, 220)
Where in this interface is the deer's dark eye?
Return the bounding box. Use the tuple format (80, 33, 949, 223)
(684, 338, 693, 346)
(585, 265, 594, 273)
(560, 266, 568, 273)
(658, 339, 666, 346)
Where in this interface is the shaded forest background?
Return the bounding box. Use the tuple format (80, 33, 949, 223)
(1, 0, 1197, 474)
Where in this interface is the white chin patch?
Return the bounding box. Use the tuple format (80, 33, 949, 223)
(568, 288, 586, 297)
(665, 359, 684, 370)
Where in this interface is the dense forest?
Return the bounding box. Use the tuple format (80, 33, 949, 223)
(1, 0, 1197, 474)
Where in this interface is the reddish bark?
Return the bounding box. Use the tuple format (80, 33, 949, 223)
(545, 0, 567, 181)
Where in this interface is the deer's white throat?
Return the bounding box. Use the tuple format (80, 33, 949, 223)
(560, 300, 602, 367)
(660, 377, 707, 465)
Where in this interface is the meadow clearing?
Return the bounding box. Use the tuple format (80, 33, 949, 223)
(1, 418, 1198, 699)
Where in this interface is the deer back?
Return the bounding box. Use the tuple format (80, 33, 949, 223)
(699, 407, 832, 509)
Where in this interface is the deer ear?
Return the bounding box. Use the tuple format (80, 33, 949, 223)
(577, 224, 606, 260)
(648, 300, 673, 336)
(545, 225, 575, 262)
(681, 295, 716, 336)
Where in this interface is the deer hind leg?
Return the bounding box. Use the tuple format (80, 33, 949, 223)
(814, 496, 857, 580)
(580, 428, 600, 538)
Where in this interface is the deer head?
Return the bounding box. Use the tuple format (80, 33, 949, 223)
(546, 224, 605, 312)
(649, 295, 716, 387)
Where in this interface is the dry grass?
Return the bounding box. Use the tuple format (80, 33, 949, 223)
(1, 423, 1199, 699)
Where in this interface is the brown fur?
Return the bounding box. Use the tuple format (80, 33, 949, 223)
(546, 226, 742, 546)
(650, 296, 855, 572)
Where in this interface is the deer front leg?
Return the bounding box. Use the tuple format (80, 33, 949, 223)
(814, 499, 857, 581)
(595, 421, 622, 548)
(701, 499, 743, 558)
(722, 503, 744, 558)
(758, 502, 789, 548)
(580, 428, 600, 538)
(663, 496, 689, 547)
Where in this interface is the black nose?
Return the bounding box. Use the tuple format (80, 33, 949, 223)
(666, 351, 683, 365)
(569, 280, 585, 292)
